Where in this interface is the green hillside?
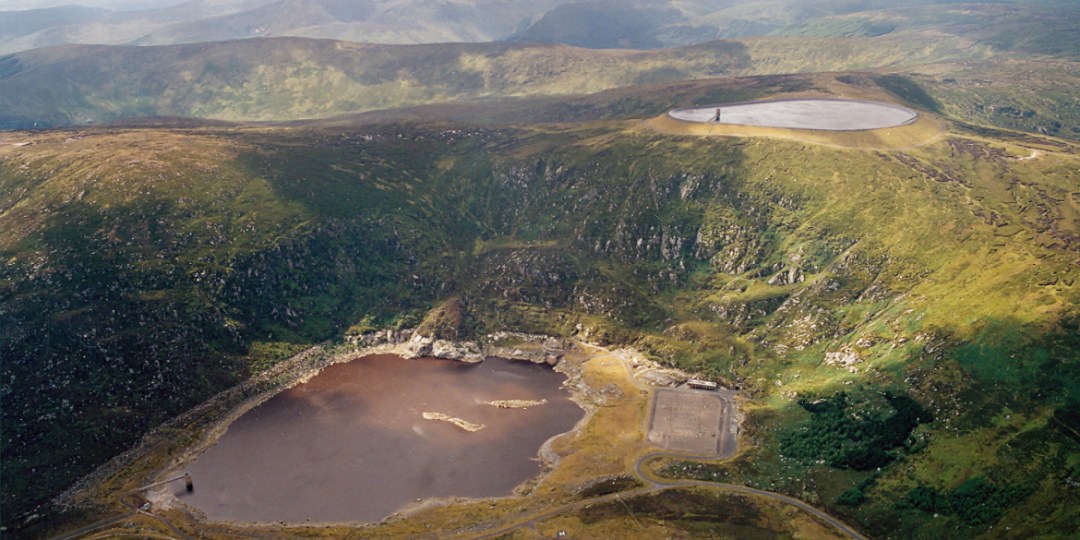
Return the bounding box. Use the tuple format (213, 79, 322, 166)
(2, 2, 1079, 537)
(3, 72, 1078, 537)
(2, 3, 1078, 140)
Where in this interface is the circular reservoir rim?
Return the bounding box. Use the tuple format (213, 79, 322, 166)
(668, 97, 919, 132)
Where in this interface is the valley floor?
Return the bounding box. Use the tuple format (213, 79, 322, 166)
(47, 341, 863, 540)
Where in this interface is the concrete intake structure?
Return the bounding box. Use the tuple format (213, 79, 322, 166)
(135, 472, 193, 494)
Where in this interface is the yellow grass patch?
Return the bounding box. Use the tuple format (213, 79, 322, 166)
(542, 347, 650, 492)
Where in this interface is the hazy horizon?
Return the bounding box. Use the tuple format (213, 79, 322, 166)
(0, 0, 187, 10)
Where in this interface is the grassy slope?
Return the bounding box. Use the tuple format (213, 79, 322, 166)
(2, 73, 1078, 537)
(0, 126, 461, 520)
(642, 132, 1079, 537)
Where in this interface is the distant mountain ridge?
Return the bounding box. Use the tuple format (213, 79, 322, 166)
(0, 5, 110, 43)
(0, 0, 565, 54)
(8, 0, 1076, 54)
(0, 37, 762, 128)
(4, 16, 1078, 136)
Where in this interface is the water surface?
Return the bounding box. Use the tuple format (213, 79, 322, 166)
(174, 354, 582, 523)
(669, 99, 917, 130)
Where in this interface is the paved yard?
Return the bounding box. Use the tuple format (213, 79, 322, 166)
(647, 388, 737, 457)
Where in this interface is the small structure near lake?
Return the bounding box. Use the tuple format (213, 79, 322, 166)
(687, 378, 719, 391)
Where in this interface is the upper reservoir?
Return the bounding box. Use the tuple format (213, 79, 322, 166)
(669, 99, 918, 131)
(172, 354, 583, 523)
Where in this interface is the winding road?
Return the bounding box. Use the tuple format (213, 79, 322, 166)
(632, 452, 868, 540)
(470, 342, 868, 540)
(50, 477, 193, 540)
(468, 450, 867, 540)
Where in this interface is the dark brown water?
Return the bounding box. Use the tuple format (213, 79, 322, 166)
(173, 355, 582, 523)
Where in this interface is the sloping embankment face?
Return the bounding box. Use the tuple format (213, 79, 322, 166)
(641, 103, 945, 150)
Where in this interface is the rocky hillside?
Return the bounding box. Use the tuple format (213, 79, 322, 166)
(2, 73, 1078, 536)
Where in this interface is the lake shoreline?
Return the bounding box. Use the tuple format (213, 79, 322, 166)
(149, 335, 592, 526)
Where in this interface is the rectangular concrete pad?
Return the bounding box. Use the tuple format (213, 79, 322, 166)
(647, 388, 734, 456)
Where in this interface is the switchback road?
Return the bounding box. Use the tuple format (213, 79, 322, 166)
(470, 341, 867, 540)
(468, 450, 867, 540)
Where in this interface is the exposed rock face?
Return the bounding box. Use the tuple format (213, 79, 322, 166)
(592, 383, 625, 406)
(346, 329, 485, 362)
(402, 333, 485, 363)
(637, 369, 684, 387)
(346, 328, 412, 348)
(346, 330, 567, 365)
(823, 349, 861, 372)
(484, 332, 567, 365)
(618, 347, 690, 388)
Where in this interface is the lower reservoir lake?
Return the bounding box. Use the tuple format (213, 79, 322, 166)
(173, 354, 584, 523)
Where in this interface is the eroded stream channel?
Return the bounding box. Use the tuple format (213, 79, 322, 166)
(172, 354, 583, 523)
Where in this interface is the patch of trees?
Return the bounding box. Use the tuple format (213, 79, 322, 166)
(779, 391, 933, 470)
(836, 474, 878, 507)
(903, 477, 1033, 525)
